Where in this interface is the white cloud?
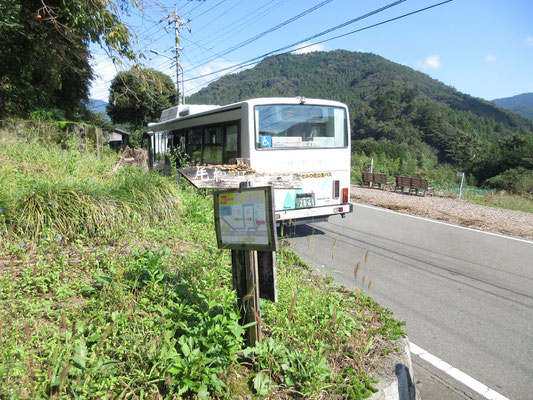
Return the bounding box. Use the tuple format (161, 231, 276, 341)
(292, 42, 326, 54)
(485, 55, 497, 63)
(183, 60, 244, 98)
(418, 55, 442, 70)
(526, 36, 533, 47)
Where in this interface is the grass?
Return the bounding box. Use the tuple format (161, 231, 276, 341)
(0, 131, 181, 243)
(466, 192, 533, 213)
(0, 124, 406, 398)
(434, 183, 533, 213)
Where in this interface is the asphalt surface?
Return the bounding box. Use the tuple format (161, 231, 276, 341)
(412, 355, 473, 400)
(286, 203, 533, 400)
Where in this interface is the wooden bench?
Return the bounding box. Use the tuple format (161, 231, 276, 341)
(395, 176, 433, 196)
(395, 176, 412, 193)
(372, 173, 388, 189)
(362, 172, 374, 188)
(361, 172, 391, 190)
(410, 177, 427, 195)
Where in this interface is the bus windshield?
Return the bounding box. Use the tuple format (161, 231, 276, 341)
(255, 104, 348, 149)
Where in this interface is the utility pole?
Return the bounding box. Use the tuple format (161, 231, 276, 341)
(165, 5, 188, 104)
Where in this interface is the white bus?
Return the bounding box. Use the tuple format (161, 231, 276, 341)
(147, 97, 353, 224)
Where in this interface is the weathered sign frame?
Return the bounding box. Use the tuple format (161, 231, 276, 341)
(178, 165, 302, 190)
(213, 185, 278, 252)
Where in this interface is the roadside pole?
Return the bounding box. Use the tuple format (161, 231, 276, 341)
(212, 182, 278, 346)
(456, 172, 465, 199)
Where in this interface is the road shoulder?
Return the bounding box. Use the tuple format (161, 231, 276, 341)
(350, 185, 533, 241)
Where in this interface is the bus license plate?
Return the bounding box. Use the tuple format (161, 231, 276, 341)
(295, 194, 315, 209)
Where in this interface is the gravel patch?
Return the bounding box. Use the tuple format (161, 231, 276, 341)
(350, 185, 533, 241)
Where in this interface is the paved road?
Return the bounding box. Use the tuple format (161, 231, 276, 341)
(286, 204, 533, 400)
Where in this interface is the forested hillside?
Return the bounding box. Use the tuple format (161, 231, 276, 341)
(189, 50, 533, 191)
(492, 93, 533, 121)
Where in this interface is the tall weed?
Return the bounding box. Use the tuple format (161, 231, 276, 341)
(0, 135, 181, 241)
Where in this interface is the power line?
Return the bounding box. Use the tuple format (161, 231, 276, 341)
(189, 0, 227, 21)
(170, 1, 284, 76)
(183, 0, 454, 94)
(191, 0, 246, 35)
(312, 0, 454, 48)
(184, 0, 407, 84)
(182, 0, 209, 18)
(91, 0, 453, 101)
(181, 33, 236, 67)
(187, 0, 334, 70)
(191, 0, 287, 48)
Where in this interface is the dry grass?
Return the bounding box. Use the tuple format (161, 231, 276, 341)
(351, 185, 533, 240)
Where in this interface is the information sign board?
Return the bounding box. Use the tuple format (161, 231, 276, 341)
(214, 186, 278, 251)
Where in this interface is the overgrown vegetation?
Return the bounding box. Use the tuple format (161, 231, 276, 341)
(1, 125, 406, 398)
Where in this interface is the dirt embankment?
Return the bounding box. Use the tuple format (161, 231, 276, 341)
(350, 186, 533, 241)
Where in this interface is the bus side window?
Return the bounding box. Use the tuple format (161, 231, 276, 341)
(171, 131, 187, 167)
(203, 127, 223, 165)
(155, 132, 165, 163)
(224, 124, 238, 163)
(165, 133, 172, 164)
(188, 128, 202, 164)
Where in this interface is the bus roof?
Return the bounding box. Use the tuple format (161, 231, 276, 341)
(147, 97, 348, 129)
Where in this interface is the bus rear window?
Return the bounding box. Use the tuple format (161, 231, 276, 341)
(255, 105, 347, 149)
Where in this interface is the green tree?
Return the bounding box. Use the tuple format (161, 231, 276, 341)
(0, 0, 136, 119)
(107, 68, 177, 128)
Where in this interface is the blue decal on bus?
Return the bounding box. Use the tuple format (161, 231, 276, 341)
(260, 135, 272, 148)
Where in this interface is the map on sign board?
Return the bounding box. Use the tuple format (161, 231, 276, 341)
(214, 186, 277, 251)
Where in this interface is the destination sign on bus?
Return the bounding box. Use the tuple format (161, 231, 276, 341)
(283, 107, 323, 120)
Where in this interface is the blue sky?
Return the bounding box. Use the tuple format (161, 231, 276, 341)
(89, 0, 533, 103)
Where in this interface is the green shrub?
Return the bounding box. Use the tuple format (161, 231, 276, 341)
(485, 167, 533, 195)
(29, 108, 66, 122)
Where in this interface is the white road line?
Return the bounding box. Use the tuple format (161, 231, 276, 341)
(353, 203, 533, 245)
(409, 342, 510, 400)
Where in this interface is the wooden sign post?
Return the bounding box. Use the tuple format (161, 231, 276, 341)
(230, 248, 262, 344)
(178, 166, 285, 345)
(213, 182, 278, 346)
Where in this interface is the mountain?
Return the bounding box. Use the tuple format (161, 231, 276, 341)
(188, 50, 533, 178)
(88, 99, 109, 115)
(492, 93, 533, 121)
